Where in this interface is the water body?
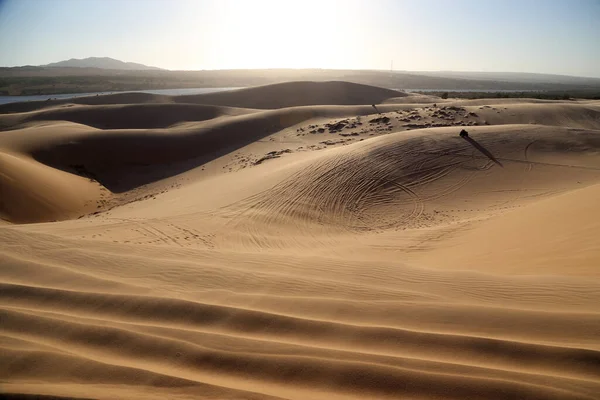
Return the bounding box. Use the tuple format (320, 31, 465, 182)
(0, 87, 243, 105)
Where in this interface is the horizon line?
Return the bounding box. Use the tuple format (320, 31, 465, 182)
(2, 63, 600, 80)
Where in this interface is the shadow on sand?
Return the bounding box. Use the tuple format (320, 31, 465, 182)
(462, 135, 504, 167)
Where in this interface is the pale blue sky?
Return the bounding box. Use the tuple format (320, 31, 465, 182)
(0, 0, 598, 77)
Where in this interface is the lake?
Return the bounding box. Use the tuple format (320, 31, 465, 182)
(0, 87, 243, 105)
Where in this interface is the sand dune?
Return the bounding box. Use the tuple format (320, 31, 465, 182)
(0, 150, 106, 223)
(172, 81, 406, 109)
(466, 103, 600, 130)
(0, 103, 421, 196)
(220, 124, 599, 233)
(0, 92, 172, 114)
(0, 81, 405, 115)
(1, 82, 600, 399)
(417, 183, 600, 275)
(11, 103, 252, 130)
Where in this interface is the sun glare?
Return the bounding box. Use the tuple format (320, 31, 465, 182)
(205, 0, 363, 69)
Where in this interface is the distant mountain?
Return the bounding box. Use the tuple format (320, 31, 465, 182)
(42, 57, 162, 71)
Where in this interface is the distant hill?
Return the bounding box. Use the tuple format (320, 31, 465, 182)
(42, 57, 162, 71)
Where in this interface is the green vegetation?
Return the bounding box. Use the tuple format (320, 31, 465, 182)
(416, 90, 600, 100)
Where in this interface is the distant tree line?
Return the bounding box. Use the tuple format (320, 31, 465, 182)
(419, 90, 600, 100)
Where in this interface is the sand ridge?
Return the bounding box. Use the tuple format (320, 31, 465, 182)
(1, 81, 600, 399)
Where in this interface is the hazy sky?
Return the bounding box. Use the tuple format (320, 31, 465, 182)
(0, 0, 598, 77)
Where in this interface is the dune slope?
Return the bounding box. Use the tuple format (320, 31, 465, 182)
(417, 183, 600, 275)
(0, 151, 106, 223)
(174, 81, 407, 109)
(1, 83, 600, 399)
